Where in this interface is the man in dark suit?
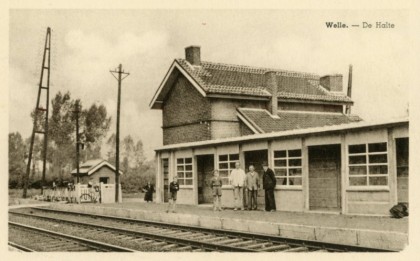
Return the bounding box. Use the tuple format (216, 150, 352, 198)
(262, 161, 276, 212)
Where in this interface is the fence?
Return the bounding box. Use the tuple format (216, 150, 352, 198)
(41, 183, 122, 204)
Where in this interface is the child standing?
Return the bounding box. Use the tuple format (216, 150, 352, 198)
(166, 176, 179, 213)
(210, 170, 223, 211)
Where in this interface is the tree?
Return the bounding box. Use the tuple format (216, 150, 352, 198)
(27, 91, 111, 184)
(47, 92, 75, 182)
(81, 103, 111, 161)
(9, 132, 27, 188)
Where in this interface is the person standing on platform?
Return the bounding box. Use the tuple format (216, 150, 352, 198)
(229, 162, 246, 211)
(142, 181, 155, 203)
(262, 161, 277, 212)
(245, 165, 260, 210)
(210, 169, 223, 211)
(166, 176, 179, 213)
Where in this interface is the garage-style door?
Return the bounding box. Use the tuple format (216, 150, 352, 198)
(308, 145, 341, 211)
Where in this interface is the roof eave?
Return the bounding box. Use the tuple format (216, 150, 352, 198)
(149, 60, 207, 109)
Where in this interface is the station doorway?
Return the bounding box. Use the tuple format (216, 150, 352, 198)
(197, 154, 214, 204)
(244, 150, 268, 175)
(308, 145, 341, 211)
(244, 150, 268, 209)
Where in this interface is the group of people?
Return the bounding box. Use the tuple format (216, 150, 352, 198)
(165, 161, 277, 213)
(227, 161, 277, 212)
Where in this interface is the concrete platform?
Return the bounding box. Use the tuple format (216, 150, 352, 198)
(40, 201, 408, 251)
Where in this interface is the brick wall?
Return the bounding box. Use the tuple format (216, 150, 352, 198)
(162, 75, 211, 144)
(211, 98, 266, 138)
(163, 123, 210, 145)
(163, 75, 211, 127)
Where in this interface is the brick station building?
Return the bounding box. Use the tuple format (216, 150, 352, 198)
(149, 46, 409, 215)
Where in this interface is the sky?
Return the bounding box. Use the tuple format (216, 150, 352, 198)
(9, 9, 410, 160)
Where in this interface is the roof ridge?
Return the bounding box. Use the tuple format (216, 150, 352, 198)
(177, 58, 320, 79)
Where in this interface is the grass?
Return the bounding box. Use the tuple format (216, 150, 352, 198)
(8, 189, 42, 206)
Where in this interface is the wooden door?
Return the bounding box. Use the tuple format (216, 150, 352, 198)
(308, 145, 341, 211)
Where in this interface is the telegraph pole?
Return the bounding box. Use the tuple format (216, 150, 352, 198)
(110, 64, 129, 202)
(24, 27, 51, 198)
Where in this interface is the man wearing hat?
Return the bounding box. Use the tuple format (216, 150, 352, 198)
(262, 161, 277, 212)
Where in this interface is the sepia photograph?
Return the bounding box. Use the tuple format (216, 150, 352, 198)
(4, 1, 419, 258)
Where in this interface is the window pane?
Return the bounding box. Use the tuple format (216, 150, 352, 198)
(277, 177, 287, 185)
(177, 158, 184, 164)
(369, 177, 387, 186)
(219, 163, 228, 169)
(219, 155, 228, 161)
(219, 170, 228, 177)
(177, 172, 185, 178)
(288, 149, 301, 157)
(185, 172, 193, 178)
(368, 143, 387, 153)
(178, 179, 185, 185)
(230, 162, 236, 169)
(274, 150, 286, 158)
(289, 159, 302, 167)
(369, 154, 387, 163)
(185, 165, 192, 171)
(185, 158, 192, 164)
(349, 144, 366, 154)
(369, 165, 388, 175)
(274, 159, 287, 167)
(185, 179, 193, 185)
(289, 168, 302, 176)
(275, 169, 287, 177)
(177, 166, 184, 171)
(349, 155, 367, 164)
(230, 154, 239, 161)
(349, 166, 367, 175)
(289, 177, 302, 186)
(349, 177, 367, 186)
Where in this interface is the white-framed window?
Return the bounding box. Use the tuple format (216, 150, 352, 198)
(348, 142, 388, 186)
(176, 158, 193, 186)
(218, 154, 239, 185)
(273, 149, 302, 186)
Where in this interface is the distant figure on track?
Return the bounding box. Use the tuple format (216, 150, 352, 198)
(210, 169, 223, 211)
(262, 162, 276, 212)
(166, 176, 179, 213)
(142, 181, 155, 203)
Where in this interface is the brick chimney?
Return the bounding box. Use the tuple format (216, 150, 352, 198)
(265, 71, 278, 116)
(185, 46, 201, 66)
(320, 74, 343, 92)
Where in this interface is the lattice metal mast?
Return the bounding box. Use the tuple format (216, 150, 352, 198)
(23, 27, 51, 198)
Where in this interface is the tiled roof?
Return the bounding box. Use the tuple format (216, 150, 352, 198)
(176, 59, 352, 103)
(71, 159, 123, 175)
(238, 108, 362, 133)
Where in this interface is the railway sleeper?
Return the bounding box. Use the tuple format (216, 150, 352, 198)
(211, 238, 242, 245)
(160, 244, 179, 250)
(259, 244, 290, 252)
(247, 242, 270, 250)
(283, 246, 309, 252)
(226, 240, 256, 248)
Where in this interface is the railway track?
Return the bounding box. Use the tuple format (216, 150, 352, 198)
(9, 207, 394, 252)
(8, 222, 135, 252)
